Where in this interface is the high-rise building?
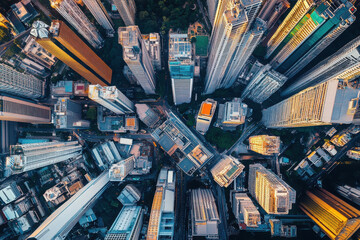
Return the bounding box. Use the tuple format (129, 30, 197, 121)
(29, 171, 110, 240)
(257, 0, 290, 29)
(262, 79, 360, 128)
(117, 184, 141, 206)
(81, 0, 114, 35)
(147, 168, 176, 240)
(221, 18, 266, 89)
(0, 96, 51, 124)
(283, 6, 355, 78)
(266, 0, 314, 58)
(112, 0, 136, 26)
(220, 98, 248, 129)
(282, 36, 360, 97)
(168, 33, 194, 105)
(196, 98, 217, 135)
(269, 0, 356, 76)
(119, 26, 156, 95)
(4, 141, 82, 177)
(337, 185, 360, 206)
(190, 189, 220, 239)
(105, 205, 144, 240)
(204, 0, 263, 94)
(151, 111, 214, 176)
(207, 0, 219, 25)
(0, 63, 44, 99)
(211, 155, 245, 187)
(109, 156, 135, 181)
(248, 135, 281, 155)
(89, 85, 134, 114)
(249, 164, 296, 214)
(232, 193, 261, 227)
(49, 0, 104, 48)
(53, 98, 90, 129)
(241, 63, 287, 103)
(135, 104, 160, 128)
(143, 33, 162, 70)
(22, 35, 57, 68)
(30, 21, 112, 86)
(300, 188, 360, 240)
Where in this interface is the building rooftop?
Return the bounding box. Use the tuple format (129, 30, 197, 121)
(105, 205, 142, 240)
(151, 112, 213, 176)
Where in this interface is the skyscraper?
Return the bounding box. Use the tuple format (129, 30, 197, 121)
(282, 36, 360, 97)
(81, 0, 114, 35)
(283, 6, 355, 78)
(168, 33, 194, 105)
(248, 135, 281, 155)
(142, 33, 162, 70)
(207, 0, 219, 25)
(88, 85, 134, 114)
(232, 193, 261, 227)
(147, 168, 176, 240)
(221, 18, 266, 89)
(5, 141, 82, 177)
(109, 156, 135, 181)
(49, 0, 104, 48)
(105, 206, 144, 240)
(112, 0, 136, 26)
(300, 188, 360, 240)
(204, 0, 263, 94)
(266, 0, 314, 58)
(196, 98, 217, 135)
(262, 79, 360, 128)
(29, 171, 110, 240)
(241, 63, 287, 103)
(249, 164, 296, 214)
(118, 26, 156, 95)
(53, 98, 90, 129)
(0, 96, 51, 124)
(269, 0, 356, 75)
(211, 155, 245, 187)
(30, 21, 112, 86)
(257, 0, 290, 29)
(0, 63, 44, 99)
(190, 189, 220, 239)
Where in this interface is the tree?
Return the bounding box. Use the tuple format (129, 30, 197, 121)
(139, 10, 150, 20)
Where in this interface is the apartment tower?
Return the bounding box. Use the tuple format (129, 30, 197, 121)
(282, 36, 360, 97)
(0, 63, 44, 99)
(119, 26, 156, 94)
(5, 141, 82, 177)
(88, 85, 134, 114)
(262, 79, 360, 128)
(30, 20, 112, 86)
(82, 0, 114, 35)
(112, 0, 136, 26)
(168, 33, 194, 105)
(49, 0, 104, 48)
(204, 0, 263, 94)
(0, 96, 51, 124)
